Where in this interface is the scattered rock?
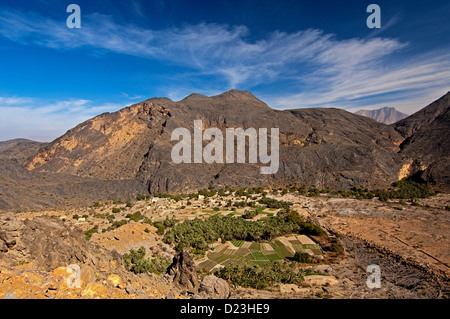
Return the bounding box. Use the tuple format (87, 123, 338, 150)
(81, 282, 109, 299)
(304, 275, 339, 287)
(107, 274, 124, 289)
(311, 265, 333, 274)
(165, 291, 175, 299)
(4, 290, 18, 299)
(279, 284, 302, 294)
(125, 285, 136, 295)
(0, 240, 7, 252)
(0, 231, 16, 248)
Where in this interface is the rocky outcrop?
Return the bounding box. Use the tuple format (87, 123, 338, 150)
(167, 249, 199, 294)
(196, 275, 230, 299)
(393, 91, 450, 189)
(0, 213, 122, 273)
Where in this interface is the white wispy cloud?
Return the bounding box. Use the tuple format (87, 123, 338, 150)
(0, 97, 123, 142)
(0, 6, 449, 128)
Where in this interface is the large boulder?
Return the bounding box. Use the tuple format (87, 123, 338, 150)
(167, 249, 199, 294)
(196, 275, 230, 299)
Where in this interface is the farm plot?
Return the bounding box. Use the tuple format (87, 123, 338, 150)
(197, 234, 321, 270)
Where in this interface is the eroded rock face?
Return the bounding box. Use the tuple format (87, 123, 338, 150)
(167, 249, 199, 294)
(0, 213, 122, 273)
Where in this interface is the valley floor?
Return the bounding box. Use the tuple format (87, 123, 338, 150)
(1, 192, 449, 299)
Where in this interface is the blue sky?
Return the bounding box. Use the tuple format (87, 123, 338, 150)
(0, 0, 449, 141)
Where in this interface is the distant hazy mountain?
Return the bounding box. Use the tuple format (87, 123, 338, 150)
(355, 107, 408, 124)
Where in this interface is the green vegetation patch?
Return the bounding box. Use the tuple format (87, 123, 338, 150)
(123, 246, 171, 275)
(198, 260, 218, 272)
(231, 240, 244, 247)
(251, 251, 268, 260)
(213, 254, 230, 264)
(264, 253, 283, 261)
(163, 210, 325, 253)
(215, 261, 304, 290)
(249, 242, 261, 251)
(270, 240, 294, 258)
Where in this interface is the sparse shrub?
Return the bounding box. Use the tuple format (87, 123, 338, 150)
(102, 219, 127, 232)
(291, 252, 314, 263)
(136, 193, 146, 201)
(242, 209, 258, 219)
(112, 207, 121, 214)
(123, 246, 171, 275)
(153, 222, 166, 235)
(85, 226, 98, 240)
(126, 211, 143, 222)
(411, 201, 420, 207)
(327, 241, 344, 253)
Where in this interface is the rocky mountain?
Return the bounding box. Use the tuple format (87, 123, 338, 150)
(23, 90, 404, 191)
(0, 90, 449, 209)
(355, 107, 408, 124)
(393, 92, 450, 189)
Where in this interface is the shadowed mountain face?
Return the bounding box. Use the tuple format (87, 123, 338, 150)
(1, 90, 448, 209)
(393, 92, 450, 189)
(355, 107, 408, 125)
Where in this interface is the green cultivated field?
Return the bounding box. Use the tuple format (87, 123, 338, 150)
(197, 235, 321, 271)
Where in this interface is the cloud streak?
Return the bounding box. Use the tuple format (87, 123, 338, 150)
(0, 97, 123, 141)
(0, 6, 449, 132)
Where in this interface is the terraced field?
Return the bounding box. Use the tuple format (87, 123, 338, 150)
(197, 234, 322, 271)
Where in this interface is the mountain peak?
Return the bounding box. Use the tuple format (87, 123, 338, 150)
(214, 89, 257, 99)
(355, 106, 408, 125)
